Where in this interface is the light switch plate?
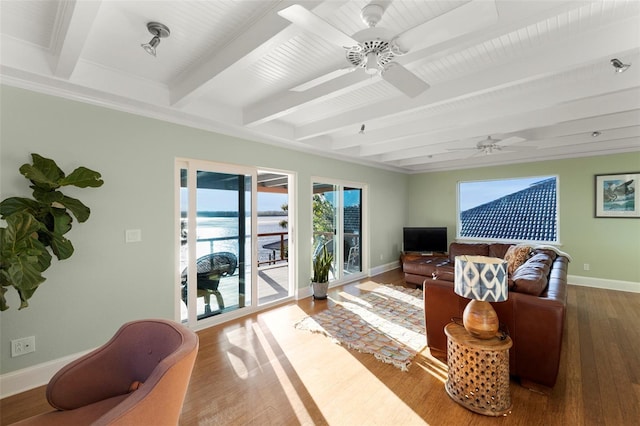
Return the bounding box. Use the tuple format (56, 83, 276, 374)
(125, 229, 142, 243)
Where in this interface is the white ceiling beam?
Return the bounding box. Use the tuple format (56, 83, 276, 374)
(49, 0, 102, 79)
(394, 126, 640, 169)
(170, 1, 346, 108)
(379, 90, 640, 163)
(297, 14, 640, 143)
(379, 89, 640, 162)
(242, 0, 591, 129)
(367, 70, 640, 159)
(402, 136, 640, 173)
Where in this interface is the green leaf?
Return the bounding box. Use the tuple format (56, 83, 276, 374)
(48, 231, 74, 260)
(31, 187, 64, 204)
(0, 197, 41, 219)
(60, 195, 91, 223)
(0, 285, 8, 311)
(2, 211, 42, 247)
(51, 208, 73, 235)
(0, 213, 51, 309)
(60, 166, 104, 188)
(19, 154, 64, 190)
(6, 257, 47, 291)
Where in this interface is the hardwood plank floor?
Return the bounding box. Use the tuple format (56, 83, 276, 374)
(2, 269, 639, 425)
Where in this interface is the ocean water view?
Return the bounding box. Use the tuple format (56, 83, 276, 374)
(181, 215, 288, 269)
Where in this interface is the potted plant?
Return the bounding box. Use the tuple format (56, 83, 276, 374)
(311, 243, 333, 300)
(0, 154, 103, 311)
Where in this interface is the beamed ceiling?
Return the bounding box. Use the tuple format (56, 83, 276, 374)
(1, 0, 639, 172)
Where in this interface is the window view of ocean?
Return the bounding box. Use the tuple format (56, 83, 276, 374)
(181, 215, 288, 268)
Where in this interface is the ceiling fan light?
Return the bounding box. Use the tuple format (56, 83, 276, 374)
(365, 51, 379, 74)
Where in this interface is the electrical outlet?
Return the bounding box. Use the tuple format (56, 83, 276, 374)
(380, 254, 384, 260)
(11, 336, 35, 357)
(583, 263, 590, 271)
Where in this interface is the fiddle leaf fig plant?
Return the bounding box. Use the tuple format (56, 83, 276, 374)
(0, 154, 104, 311)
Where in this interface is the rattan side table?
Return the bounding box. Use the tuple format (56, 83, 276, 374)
(444, 322, 512, 416)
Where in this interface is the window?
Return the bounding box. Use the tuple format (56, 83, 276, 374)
(457, 176, 559, 244)
(312, 180, 366, 283)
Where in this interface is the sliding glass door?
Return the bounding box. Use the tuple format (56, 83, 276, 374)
(179, 161, 256, 326)
(312, 180, 365, 282)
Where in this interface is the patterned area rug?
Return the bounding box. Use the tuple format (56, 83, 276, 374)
(295, 284, 426, 371)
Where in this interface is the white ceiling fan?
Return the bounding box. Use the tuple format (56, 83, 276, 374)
(448, 135, 531, 156)
(278, 0, 498, 98)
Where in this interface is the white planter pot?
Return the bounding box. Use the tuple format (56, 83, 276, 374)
(311, 281, 329, 300)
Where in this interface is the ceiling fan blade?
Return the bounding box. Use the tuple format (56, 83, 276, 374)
(290, 67, 355, 92)
(394, 0, 498, 53)
(497, 136, 527, 145)
(501, 146, 534, 151)
(382, 62, 429, 98)
(278, 4, 358, 48)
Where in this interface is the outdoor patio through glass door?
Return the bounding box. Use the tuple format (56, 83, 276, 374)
(179, 162, 255, 326)
(312, 181, 363, 282)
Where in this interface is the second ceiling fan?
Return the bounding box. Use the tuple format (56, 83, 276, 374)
(278, 0, 498, 98)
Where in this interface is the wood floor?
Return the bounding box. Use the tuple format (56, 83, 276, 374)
(2, 269, 639, 425)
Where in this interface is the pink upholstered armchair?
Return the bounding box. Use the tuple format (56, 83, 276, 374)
(12, 319, 199, 425)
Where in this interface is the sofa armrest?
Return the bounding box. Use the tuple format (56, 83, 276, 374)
(423, 279, 464, 355)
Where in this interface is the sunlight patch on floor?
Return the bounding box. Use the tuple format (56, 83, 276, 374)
(259, 302, 429, 425)
(251, 321, 314, 425)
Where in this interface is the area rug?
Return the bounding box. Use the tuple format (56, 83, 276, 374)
(295, 284, 426, 371)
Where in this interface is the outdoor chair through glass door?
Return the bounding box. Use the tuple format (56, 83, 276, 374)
(179, 161, 255, 326)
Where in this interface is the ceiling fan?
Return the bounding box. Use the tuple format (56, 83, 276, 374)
(278, 0, 498, 98)
(448, 136, 531, 156)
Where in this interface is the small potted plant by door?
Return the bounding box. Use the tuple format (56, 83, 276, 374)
(311, 244, 333, 300)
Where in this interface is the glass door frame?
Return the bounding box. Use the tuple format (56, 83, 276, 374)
(176, 159, 258, 330)
(311, 177, 368, 285)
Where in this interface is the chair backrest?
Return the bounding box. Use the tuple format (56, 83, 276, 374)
(46, 319, 199, 425)
(181, 252, 238, 280)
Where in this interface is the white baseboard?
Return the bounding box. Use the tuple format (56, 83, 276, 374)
(296, 261, 401, 300)
(0, 349, 91, 399)
(369, 260, 400, 277)
(568, 274, 640, 293)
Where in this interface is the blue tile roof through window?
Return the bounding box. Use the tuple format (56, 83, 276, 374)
(344, 206, 361, 234)
(460, 178, 557, 241)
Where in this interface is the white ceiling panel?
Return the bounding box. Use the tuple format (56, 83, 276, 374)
(0, 0, 638, 172)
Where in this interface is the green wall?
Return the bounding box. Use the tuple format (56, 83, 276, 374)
(0, 86, 408, 374)
(2, 84, 638, 378)
(407, 154, 640, 283)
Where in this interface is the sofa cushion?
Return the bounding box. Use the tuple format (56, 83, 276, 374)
(448, 243, 489, 262)
(511, 252, 554, 296)
(434, 264, 455, 282)
(403, 257, 448, 277)
(504, 245, 532, 275)
(532, 248, 558, 261)
(489, 243, 514, 259)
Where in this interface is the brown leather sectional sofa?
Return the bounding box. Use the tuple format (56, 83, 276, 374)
(403, 242, 569, 393)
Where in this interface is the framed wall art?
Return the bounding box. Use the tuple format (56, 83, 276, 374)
(594, 172, 639, 218)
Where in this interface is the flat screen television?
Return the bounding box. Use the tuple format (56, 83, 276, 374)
(403, 227, 447, 253)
